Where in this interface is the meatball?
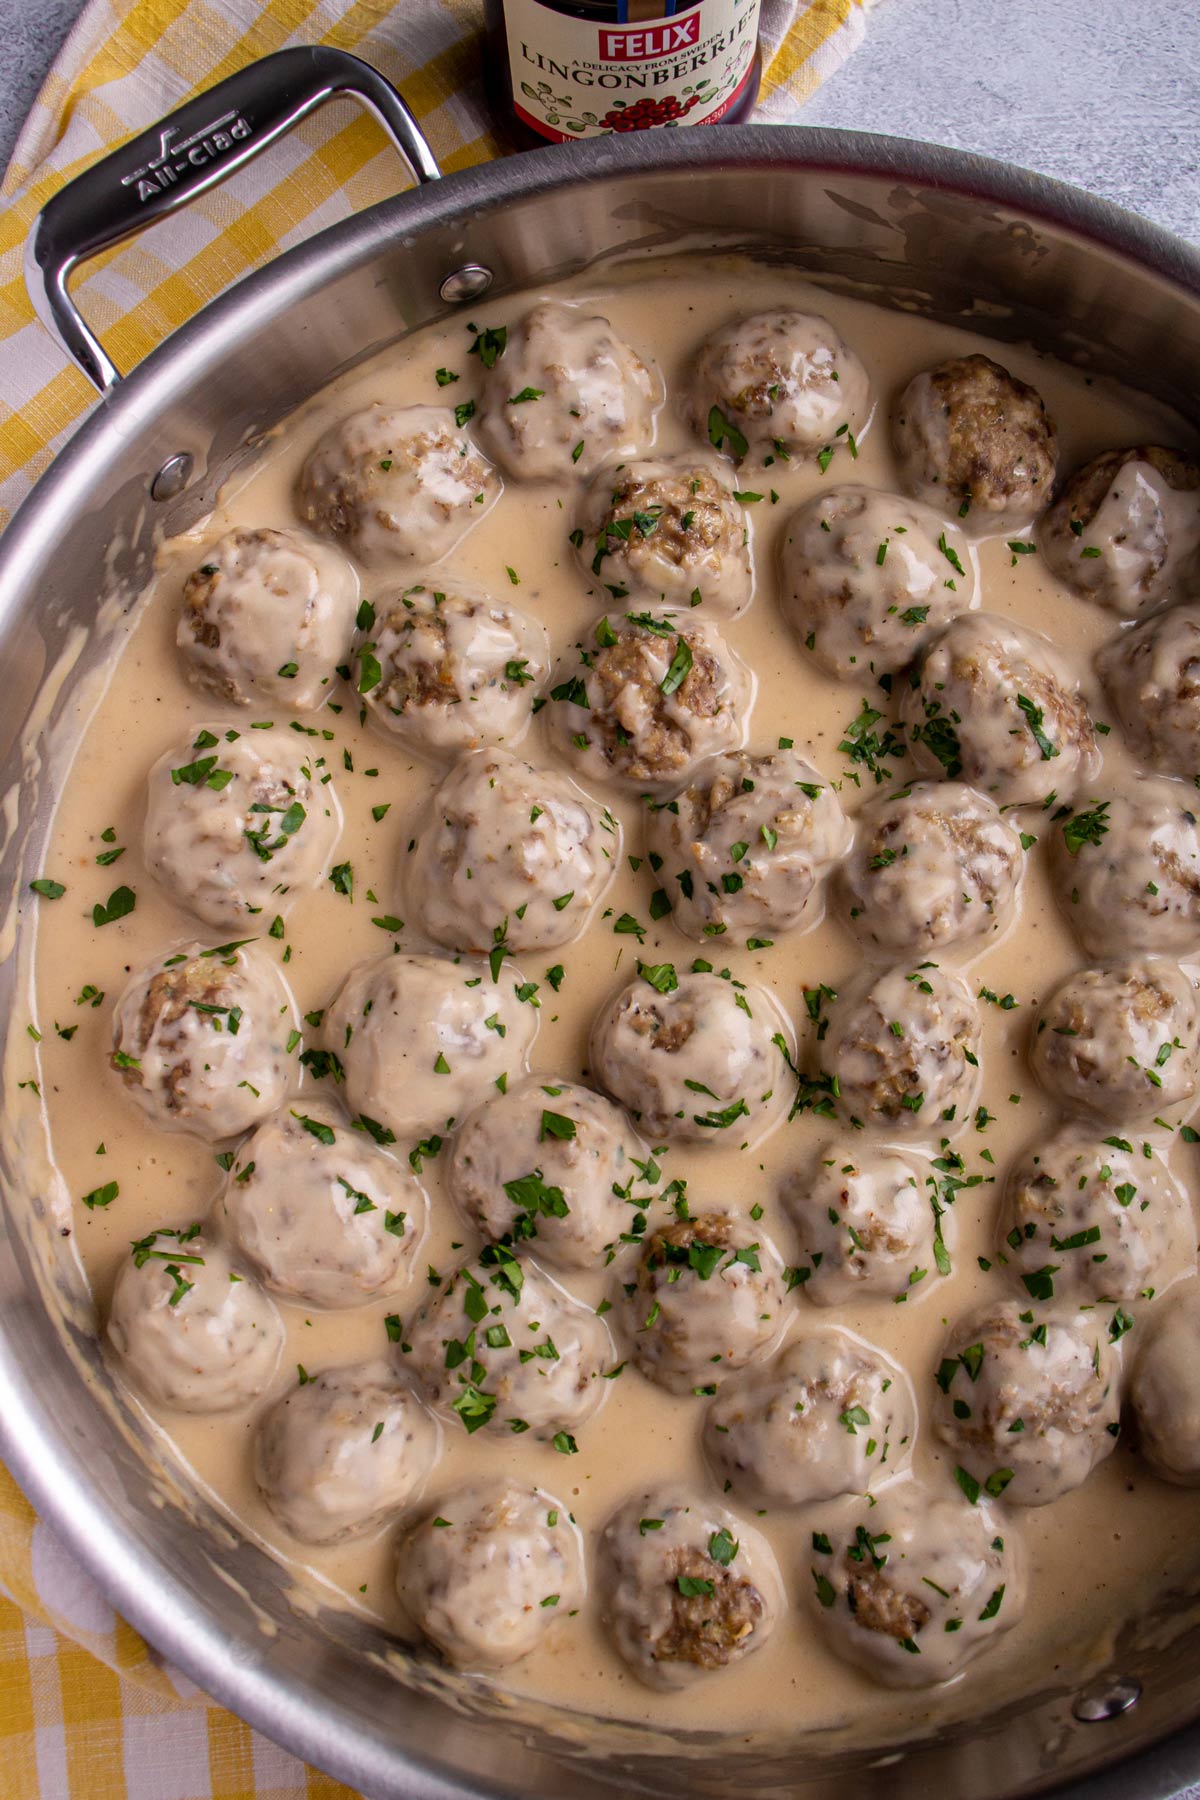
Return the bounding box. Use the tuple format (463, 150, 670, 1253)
(590, 970, 793, 1148)
(806, 1483, 1024, 1688)
(1051, 778, 1200, 958)
(646, 748, 850, 943)
(779, 486, 975, 680)
(684, 309, 870, 466)
(1096, 600, 1200, 778)
(403, 1249, 611, 1440)
(1040, 445, 1200, 616)
(144, 725, 342, 930)
(900, 612, 1099, 807)
(932, 1299, 1121, 1506)
(1130, 1283, 1200, 1485)
(782, 1141, 939, 1305)
(404, 748, 619, 955)
(817, 963, 982, 1136)
(1030, 957, 1200, 1121)
(296, 403, 498, 565)
(253, 1361, 439, 1545)
(623, 1211, 788, 1395)
(598, 1486, 783, 1689)
(325, 951, 537, 1142)
(475, 301, 658, 482)
(447, 1075, 649, 1271)
(356, 584, 549, 760)
(178, 527, 357, 712)
(576, 455, 752, 617)
(107, 1228, 282, 1413)
(110, 943, 295, 1143)
(1000, 1126, 1192, 1308)
(217, 1103, 427, 1308)
(838, 780, 1024, 956)
(545, 613, 752, 796)
(397, 1478, 585, 1669)
(892, 353, 1057, 527)
(702, 1329, 915, 1508)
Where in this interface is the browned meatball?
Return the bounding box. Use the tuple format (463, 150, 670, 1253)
(1030, 957, 1200, 1120)
(625, 1211, 788, 1394)
(110, 944, 294, 1141)
(576, 456, 753, 617)
(892, 354, 1058, 528)
(1097, 600, 1200, 778)
(297, 404, 498, 565)
(838, 780, 1024, 956)
(901, 612, 1099, 807)
(545, 614, 751, 795)
(1041, 446, 1200, 616)
(818, 963, 982, 1135)
(646, 746, 849, 942)
(598, 1485, 783, 1689)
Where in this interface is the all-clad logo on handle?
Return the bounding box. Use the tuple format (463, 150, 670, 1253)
(120, 111, 254, 203)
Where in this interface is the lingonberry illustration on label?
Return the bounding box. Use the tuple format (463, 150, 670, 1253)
(501, 0, 762, 141)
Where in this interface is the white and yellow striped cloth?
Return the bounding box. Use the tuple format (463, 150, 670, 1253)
(0, 1, 874, 1792)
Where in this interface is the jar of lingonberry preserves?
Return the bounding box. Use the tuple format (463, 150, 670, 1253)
(484, 0, 763, 150)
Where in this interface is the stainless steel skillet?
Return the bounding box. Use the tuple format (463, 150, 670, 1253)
(4, 42, 1200, 1800)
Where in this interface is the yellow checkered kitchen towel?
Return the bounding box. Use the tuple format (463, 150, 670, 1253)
(0, 0, 874, 1792)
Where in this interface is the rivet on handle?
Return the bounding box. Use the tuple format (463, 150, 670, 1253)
(1072, 1676, 1141, 1723)
(439, 265, 494, 304)
(150, 453, 195, 502)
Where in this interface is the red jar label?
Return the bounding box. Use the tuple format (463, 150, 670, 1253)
(504, 0, 761, 140)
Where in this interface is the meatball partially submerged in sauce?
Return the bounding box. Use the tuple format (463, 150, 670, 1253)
(702, 1328, 915, 1508)
(1030, 957, 1200, 1121)
(254, 1361, 439, 1545)
(932, 1300, 1121, 1507)
(144, 725, 342, 930)
(356, 585, 549, 760)
(817, 963, 982, 1136)
(447, 1075, 650, 1271)
(901, 611, 1099, 807)
(577, 455, 753, 617)
(218, 1103, 427, 1308)
(107, 1229, 282, 1413)
(684, 309, 870, 466)
(1040, 445, 1200, 616)
(297, 403, 498, 565)
(546, 612, 752, 796)
(178, 526, 357, 712)
(110, 943, 295, 1142)
(1130, 1283, 1200, 1485)
(783, 1142, 940, 1305)
(807, 1484, 1025, 1687)
(590, 969, 793, 1147)
(475, 301, 658, 483)
(405, 747, 618, 955)
(838, 780, 1024, 956)
(1051, 778, 1200, 958)
(646, 747, 849, 943)
(892, 353, 1057, 528)
(1097, 600, 1200, 780)
(623, 1211, 788, 1395)
(1000, 1125, 1191, 1309)
(325, 951, 538, 1142)
(780, 486, 975, 680)
(598, 1486, 783, 1689)
(397, 1478, 585, 1669)
(404, 1249, 611, 1440)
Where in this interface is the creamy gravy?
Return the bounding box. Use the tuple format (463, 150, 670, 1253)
(23, 254, 1200, 1748)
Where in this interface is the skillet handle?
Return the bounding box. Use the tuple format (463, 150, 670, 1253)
(24, 44, 442, 395)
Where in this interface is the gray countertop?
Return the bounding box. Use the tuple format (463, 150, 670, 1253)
(0, 0, 1197, 241)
